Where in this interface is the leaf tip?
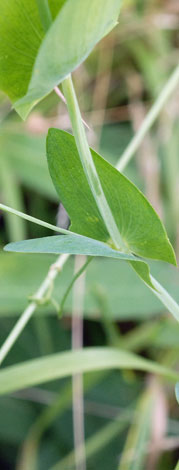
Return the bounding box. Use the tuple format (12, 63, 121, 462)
(3, 243, 12, 253)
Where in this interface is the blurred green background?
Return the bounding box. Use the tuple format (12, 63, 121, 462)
(0, 0, 179, 468)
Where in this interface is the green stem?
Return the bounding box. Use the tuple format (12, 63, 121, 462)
(93, 287, 120, 346)
(36, 0, 52, 32)
(0, 254, 69, 366)
(0, 203, 72, 236)
(150, 275, 179, 323)
(59, 257, 92, 316)
(62, 75, 126, 252)
(117, 63, 179, 172)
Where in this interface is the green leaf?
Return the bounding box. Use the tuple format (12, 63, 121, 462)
(0, 347, 178, 396)
(0, 0, 41, 106)
(4, 234, 143, 262)
(0, 0, 121, 119)
(47, 129, 176, 266)
(128, 261, 155, 289)
(0, 0, 66, 117)
(4, 236, 155, 289)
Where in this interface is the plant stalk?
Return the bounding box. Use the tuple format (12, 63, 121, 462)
(62, 74, 126, 252)
(72, 256, 87, 470)
(150, 276, 179, 323)
(0, 203, 73, 237)
(54, 86, 90, 130)
(59, 257, 92, 316)
(117, 63, 179, 172)
(0, 254, 69, 366)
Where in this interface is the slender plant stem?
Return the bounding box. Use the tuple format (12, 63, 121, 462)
(54, 86, 90, 130)
(59, 257, 92, 316)
(117, 63, 179, 172)
(36, 0, 52, 32)
(0, 203, 73, 237)
(0, 254, 69, 366)
(62, 74, 126, 252)
(72, 256, 87, 470)
(150, 276, 179, 323)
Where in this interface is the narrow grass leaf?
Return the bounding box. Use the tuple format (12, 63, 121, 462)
(0, 348, 178, 396)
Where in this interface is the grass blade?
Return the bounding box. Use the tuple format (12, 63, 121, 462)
(0, 347, 178, 396)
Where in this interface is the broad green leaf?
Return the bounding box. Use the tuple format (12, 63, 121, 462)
(0, 0, 66, 117)
(0, 0, 43, 106)
(0, 0, 121, 119)
(47, 129, 175, 266)
(15, 0, 121, 118)
(0, 347, 178, 396)
(49, 0, 67, 19)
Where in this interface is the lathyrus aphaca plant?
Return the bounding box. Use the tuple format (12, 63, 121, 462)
(0, 0, 179, 329)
